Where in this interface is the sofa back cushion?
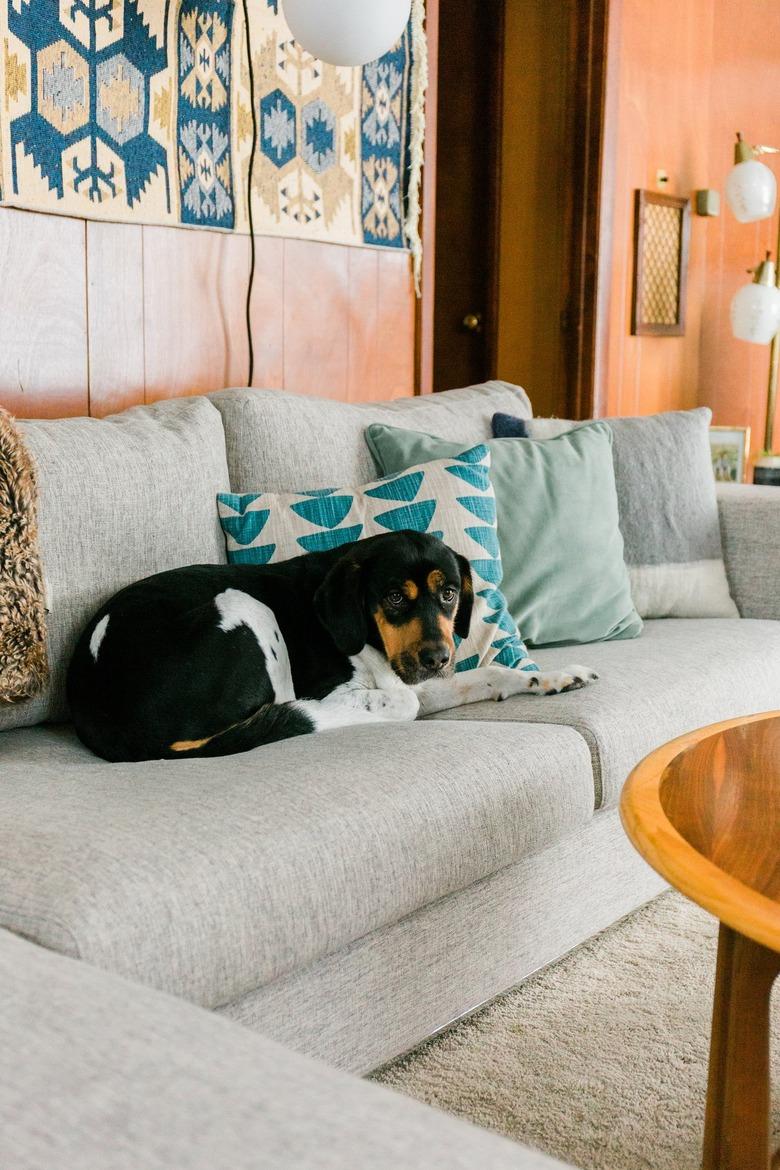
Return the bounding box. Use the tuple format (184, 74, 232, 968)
(2, 398, 230, 731)
(208, 381, 532, 493)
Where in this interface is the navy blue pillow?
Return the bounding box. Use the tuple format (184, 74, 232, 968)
(492, 412, 528, 439)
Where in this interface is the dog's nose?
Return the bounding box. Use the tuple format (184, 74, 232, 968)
(419, 645, 451, 671)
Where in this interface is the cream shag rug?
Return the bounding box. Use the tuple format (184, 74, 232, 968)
(373, 893, 780, 1170)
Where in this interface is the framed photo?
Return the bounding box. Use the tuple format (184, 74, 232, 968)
(631, 191, 691, 336)
(709, 426, 751, 484)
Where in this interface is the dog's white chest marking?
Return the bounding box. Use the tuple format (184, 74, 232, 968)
(294, 645, 419, 731)
(214, 589, 295, 703)
(89, 614, 110, 662)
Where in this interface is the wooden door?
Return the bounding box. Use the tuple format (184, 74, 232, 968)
(431, 0, 504, 393)
(424, 0, 615, 416)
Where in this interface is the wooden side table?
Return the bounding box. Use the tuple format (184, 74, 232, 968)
(621, 711, 780, 1170)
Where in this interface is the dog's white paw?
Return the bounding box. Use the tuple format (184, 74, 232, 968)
(477, 665, 534, 702)
(529, 664, 599, 696)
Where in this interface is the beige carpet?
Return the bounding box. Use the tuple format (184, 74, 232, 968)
(373, 893, 780, 1170)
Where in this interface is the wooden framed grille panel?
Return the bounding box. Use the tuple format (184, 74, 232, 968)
(631, 190, 691, 336)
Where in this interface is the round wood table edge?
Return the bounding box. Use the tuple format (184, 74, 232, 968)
(620, 710, 780, 954)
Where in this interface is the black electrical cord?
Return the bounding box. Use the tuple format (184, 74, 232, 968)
(242, 0, 257, 386)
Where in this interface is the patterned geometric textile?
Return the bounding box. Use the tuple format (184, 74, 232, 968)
(217, 444, 538, 675)
(0, 0, 424, 254)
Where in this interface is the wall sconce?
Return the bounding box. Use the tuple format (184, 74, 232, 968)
(730, 254, 780, 345)
(725, 133, 778, 223)
(281, 0, 411, 65)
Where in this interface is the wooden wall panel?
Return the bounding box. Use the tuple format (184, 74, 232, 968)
(700, 1, 780, 456)
(87, 222, 144, 417)
(248, 236, 285, 390)
(142, 225, 253, 402)
(602, 0, 713, 420)
(347, 248, 379, 401)
(376, 250, 416, 400)
(0, 208, 88, 419)
(0, 206, 416, 419)
(282, 239, 350, 398)
(600, 0, 780, 461)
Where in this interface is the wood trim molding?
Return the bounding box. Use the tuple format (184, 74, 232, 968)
(415, 0, 439, 394)
(566, 0, 622, 419)
(483, 0, 505, 382)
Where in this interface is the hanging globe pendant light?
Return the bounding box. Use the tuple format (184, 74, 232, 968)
(281, 0, 412, 66)
(725, 133, 778, 224)
(730, 253, 780, 345)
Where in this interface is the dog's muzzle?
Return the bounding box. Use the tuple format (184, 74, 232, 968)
(392, 646, 453, 685)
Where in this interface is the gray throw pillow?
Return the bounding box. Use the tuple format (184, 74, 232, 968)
(3, 398, 231, 731)
(526, 409, 738, 619)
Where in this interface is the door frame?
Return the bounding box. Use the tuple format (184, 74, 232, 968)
(416, 0, 620, 415)
(565, 0, 621, 418)
(415, 0, 438, 394)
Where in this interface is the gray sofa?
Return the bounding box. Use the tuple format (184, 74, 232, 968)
(1, 381, 779, 1164)
(1, 927, 570, 1169)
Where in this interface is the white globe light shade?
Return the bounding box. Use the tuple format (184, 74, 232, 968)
(730, 280, 780, 344)
(725, 158, 777, 223)
(281, 0, 412, 66)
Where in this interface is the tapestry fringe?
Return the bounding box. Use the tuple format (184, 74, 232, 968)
(405, 0, 428, 297)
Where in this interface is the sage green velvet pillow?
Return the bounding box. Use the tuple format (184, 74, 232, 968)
(365, 421, 643, 647)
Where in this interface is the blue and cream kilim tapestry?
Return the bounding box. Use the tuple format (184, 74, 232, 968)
(0, 0, 426, 254)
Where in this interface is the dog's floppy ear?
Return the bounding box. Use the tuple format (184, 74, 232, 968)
(314, 553, 368, 657)
(454, 553, 474, 640)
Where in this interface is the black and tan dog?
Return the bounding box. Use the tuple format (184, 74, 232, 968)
(67, 531, 598, 762)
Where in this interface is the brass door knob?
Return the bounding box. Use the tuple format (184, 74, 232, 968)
(462, 312, 483, 333)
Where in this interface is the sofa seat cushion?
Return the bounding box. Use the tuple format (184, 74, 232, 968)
(430, 619, 780, 810)
(0, 930, 568, 1170)
(0, 720, 593, 1009)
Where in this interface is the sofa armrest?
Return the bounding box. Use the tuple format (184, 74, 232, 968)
(717, 484, 780, 620)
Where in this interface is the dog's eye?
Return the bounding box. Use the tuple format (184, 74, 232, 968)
(386, 589, 404, 607)
(441, 587, 457, 604)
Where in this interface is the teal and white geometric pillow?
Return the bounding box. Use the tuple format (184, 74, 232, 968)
(217, 444, 538, 675)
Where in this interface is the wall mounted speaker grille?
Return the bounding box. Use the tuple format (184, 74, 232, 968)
(631, 191, 691, 336)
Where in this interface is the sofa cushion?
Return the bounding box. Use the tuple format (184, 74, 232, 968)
(429, 619, 780, 810)
(0, 720, 593, 1008)
(365, 420, 643, 647)
(522, 410, 738, 620)
(0, 931, 567, 1170)
(208, 381, 532, 493)
(2, 398, 230, 732)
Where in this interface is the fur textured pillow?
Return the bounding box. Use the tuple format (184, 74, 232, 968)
(0, 408, 48, 702)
